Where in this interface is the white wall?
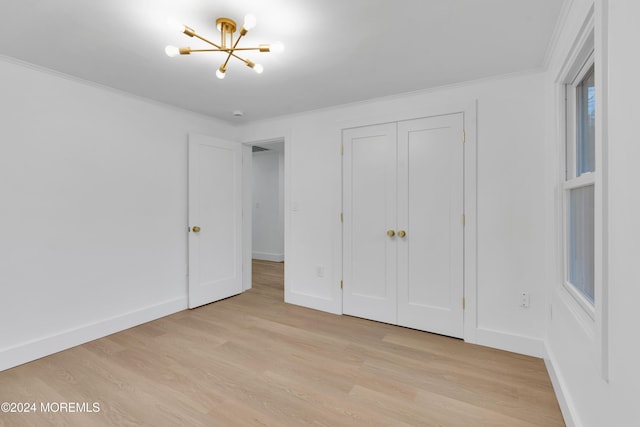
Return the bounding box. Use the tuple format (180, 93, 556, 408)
(241, 71, 548, 356)
(543, 0, 640, 425)
(252, 150, 284, 262)
(9, 11, 638, 424)
(607, 0, 640, 421)
(0, 57, 237, 371)
(3, 3, 638, 423)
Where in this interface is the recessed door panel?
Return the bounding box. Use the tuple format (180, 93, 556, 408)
(343, 123, 397, 324)
(397, 114, 464, 338)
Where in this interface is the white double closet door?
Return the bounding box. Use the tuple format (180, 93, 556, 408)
(343, 113, 464, 338)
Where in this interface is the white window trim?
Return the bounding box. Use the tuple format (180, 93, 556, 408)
(565, 51, 595, 181)
(562, 52, 596, 319)
(554, 3, 609, 380)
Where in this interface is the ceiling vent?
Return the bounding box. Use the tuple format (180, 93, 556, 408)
(252, 146, 270, 153)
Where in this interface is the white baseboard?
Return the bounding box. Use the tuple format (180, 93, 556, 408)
(285, 290, 341, 315)
(252, 252, 284, 262)
(467, 327, 546, 358)
(544, 343, 580, 427)
(0, 297, 187, 372)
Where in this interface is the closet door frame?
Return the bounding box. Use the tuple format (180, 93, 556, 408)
(339, 102, 477, 342)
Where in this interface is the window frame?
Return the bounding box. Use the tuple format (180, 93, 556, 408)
(565, 53, 595, 181)
(562, 51, 596, 319)
(555, 3, 609, 381)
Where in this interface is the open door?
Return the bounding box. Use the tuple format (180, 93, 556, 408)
(188, 133, 243, 308)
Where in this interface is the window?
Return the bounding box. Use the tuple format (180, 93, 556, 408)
(564, 57, 596, 312)
(568, 184, 594, 303)
(575, 65, 596, 176)
(557, 8, 608, 379)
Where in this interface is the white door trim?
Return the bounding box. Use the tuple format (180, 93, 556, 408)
(461, 102, 478, 343)
(338, 101, 478, 341)
(241, 136, 288, 295)
(241, 144, 253, 291)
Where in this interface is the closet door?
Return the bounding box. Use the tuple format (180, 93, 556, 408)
(397, 114, 464, 338)
(342, 123, 398, 324)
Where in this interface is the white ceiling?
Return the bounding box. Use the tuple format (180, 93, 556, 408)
(0, 0, 563, 124)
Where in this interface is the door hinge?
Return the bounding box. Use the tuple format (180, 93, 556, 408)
(462, 297, 465, 309)
(462, 130, 466, 143)
(340, 280, 343, 289)
(341, 144, 344, 155)
(462, 214, 465, 226)
(340, 212, 344, 223)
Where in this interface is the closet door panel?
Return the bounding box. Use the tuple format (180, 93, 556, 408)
(343, 123, 397, 324)
(397, 114, 464, 338)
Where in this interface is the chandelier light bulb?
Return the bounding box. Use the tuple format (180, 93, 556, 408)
(165, 45, 180, 57)
(216, 68, 226, 79)
(167, 19, 185, 34)
(243, 14, 257, 30)
(253, 63, 264, 74)
(270, 42, 285, 54)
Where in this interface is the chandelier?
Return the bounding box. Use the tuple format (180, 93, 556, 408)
(165, 14, 283, 79)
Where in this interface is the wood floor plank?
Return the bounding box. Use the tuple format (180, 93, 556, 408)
(0, 260, 564, 426)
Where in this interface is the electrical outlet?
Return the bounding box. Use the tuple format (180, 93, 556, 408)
(520, 292, 530, 308)
(316, 266, 324, 278)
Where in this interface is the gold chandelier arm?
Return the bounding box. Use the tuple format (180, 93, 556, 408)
(235, 55, 253, 67)
(188, 47, 263, 52)
(191, 31, 252, 67)
(191, 32, 223, 50)
(186, 48, 255, 66)
(220, 47, 264, 51)
(188, 29, 258, 67)
(220, 30, 247, 72)
(187, 49, 226, 53)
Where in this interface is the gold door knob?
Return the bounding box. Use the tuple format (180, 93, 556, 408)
(398, 230, 406, 238)
(387, 230, 395, 237)
(192, 226, 201, 233)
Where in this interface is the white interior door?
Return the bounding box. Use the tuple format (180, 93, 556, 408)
(343, 123, 397, 324)
(397, 114, 464, 338)
(342, 114, 464, 338)
(188, 133, 243, 309)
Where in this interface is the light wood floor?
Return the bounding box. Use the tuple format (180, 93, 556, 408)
(0, 260, 564, 426)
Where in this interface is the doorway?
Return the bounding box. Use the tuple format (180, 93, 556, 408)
(243, 138, 286, 294)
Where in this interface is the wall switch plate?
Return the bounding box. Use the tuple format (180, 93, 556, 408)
(520, 292, 530, 308)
